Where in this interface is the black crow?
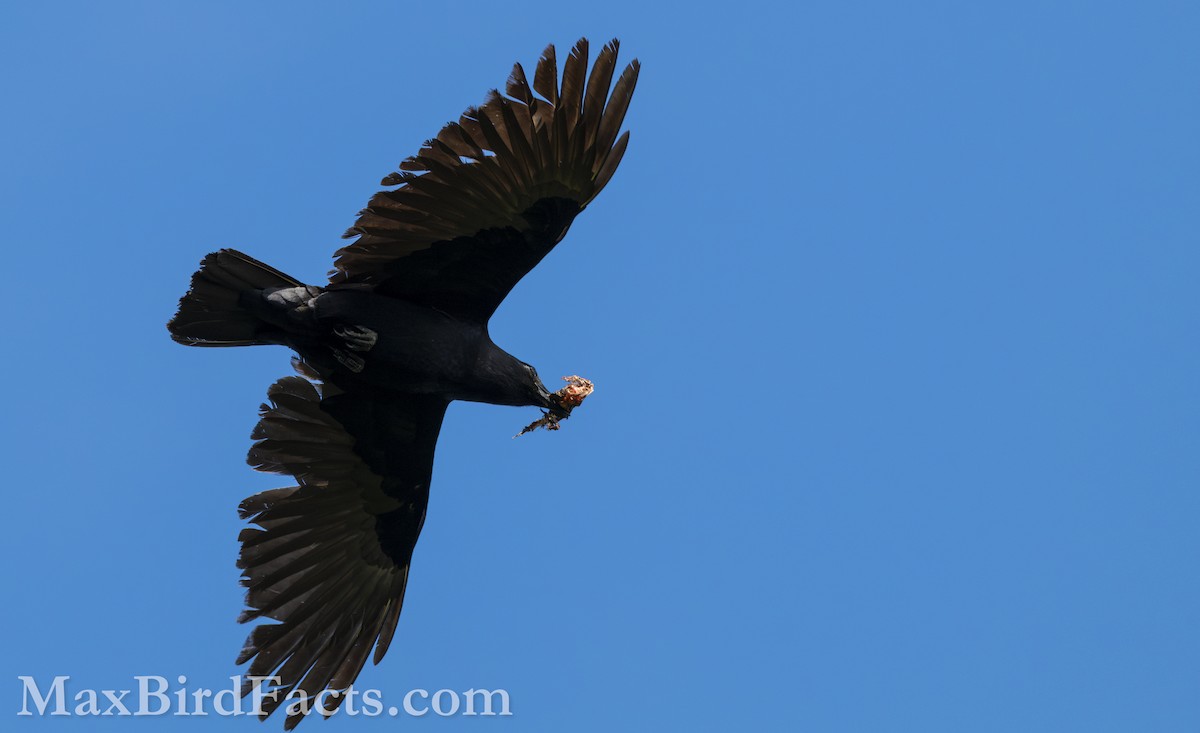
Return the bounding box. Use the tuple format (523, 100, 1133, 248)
(167, 38, 638, 728)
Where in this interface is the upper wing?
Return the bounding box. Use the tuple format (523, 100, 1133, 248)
(331, 38, 639, 321)
(236, 367, 447, 729)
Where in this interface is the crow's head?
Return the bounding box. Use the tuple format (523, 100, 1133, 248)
(476, 346, 592, 434)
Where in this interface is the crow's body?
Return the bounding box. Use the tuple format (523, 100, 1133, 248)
(306, 288, 494, 398)
(166, 39, 638, 729)
(252, 280, 546, 405)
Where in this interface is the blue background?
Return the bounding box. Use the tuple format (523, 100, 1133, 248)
(3, 2, 1197, 730)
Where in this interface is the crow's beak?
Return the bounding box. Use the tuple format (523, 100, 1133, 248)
(548, 401, 571, 420)
(537, 380, 571, 419)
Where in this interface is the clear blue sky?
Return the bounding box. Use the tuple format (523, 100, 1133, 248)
(3, 2, 1197, 731)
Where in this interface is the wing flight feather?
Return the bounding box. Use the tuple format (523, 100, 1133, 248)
(332, 37, 639, 321)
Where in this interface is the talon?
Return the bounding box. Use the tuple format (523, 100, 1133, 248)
(334, 325, 378, 352)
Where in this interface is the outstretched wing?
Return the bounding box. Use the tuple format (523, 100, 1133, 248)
(236, 369, 447, 729)
(331, 37, 639, 322)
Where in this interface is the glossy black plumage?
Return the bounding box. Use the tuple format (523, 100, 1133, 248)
(167, 38, 637, 729)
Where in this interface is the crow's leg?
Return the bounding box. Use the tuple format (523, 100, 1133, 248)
(331, 348, 365, 373)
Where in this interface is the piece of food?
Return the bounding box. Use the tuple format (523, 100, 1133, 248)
(516, 376, 595, 436)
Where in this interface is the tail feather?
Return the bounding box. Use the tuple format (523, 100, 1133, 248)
(168, 249, 302, 346)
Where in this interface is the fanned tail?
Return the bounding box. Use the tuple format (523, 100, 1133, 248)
(168, 249, 302, 347)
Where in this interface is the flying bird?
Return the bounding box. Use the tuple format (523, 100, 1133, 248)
(167, 38, 638, 728)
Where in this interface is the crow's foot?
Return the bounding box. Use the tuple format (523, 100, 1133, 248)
(334, 325, 378, 352)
